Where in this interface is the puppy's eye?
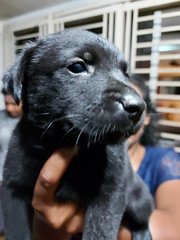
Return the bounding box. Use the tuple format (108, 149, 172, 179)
(67, 62, 86, 73)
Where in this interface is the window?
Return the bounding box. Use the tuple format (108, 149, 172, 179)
(14, 26, 39, 55)
(130, 4, 180, 150)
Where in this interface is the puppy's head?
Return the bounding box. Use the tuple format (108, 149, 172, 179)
(3, 29, 146, 145)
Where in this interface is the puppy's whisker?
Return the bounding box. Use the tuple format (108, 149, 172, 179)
(88, 127, 95, 146)
(101, 125, 108, 140)
(87, 125, 95, 148)
(41, 114, 81, 139)
(43, 114, 80, 126)
(89, 127, 97, 147)
(103, 124, 108, 136)
(59, 126, 76, 142)
(103, 125, 108, 137)
(107, 123, 112, 134)
(40, 121, 55, 140)
(98, 128, 103, 142)
(74, 123, 88, 148)
(112, 124, 117, 134)
(101, 126, 105, 137)
(36, 112, 50, 116)
(93, 128, 99, 145)
(54, 114, 80, 122)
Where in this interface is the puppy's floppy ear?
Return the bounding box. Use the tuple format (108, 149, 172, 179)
(2, 41, 37, 104)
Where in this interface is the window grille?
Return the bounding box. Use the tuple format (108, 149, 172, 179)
(13, 26, 40, 56)
(53, 5, 124, 50)
(130, 4, 180, 150)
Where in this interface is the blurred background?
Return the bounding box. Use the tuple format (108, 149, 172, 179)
(0, 0, 179, 150)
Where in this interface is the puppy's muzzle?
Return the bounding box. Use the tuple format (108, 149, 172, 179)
(101, 86, 146, 128)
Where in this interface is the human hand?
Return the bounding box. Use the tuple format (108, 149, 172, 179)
(117, 226, 132, 240)
(32, 148, 85, 240)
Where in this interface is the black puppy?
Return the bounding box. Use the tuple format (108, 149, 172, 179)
(2, 29, 153, 240)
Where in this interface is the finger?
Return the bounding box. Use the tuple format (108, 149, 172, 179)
(33, 212, 72, 240)
(34, 201, 80, 230)
(33, 148, 77, 207)
(64, 209, 85, 234)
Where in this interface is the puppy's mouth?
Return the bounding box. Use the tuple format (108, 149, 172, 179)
(88, 116, 144, 145)
(82, 95, 146, 144)
(65, 100, 145, 147)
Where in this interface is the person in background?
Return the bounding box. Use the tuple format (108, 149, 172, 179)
(0, 88, 22, 235)
(118, 74, 180, 239)
(32, 74, 180, 240)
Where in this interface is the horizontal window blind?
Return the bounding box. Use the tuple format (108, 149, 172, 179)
(130, 4, 180, 151)
(13, 26, 39, 55)
(53, 5, 124, 50)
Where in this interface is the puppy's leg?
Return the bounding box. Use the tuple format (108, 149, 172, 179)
(125, 173, 154, 240)
(82, 190, 126, 240)
(82, 145, 128, 240)
(2, 186, 32, 240)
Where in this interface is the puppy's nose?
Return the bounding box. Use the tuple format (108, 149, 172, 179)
(122, 94, 146, 123)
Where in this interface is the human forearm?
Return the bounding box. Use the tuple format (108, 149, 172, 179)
(149, 209, 180, 240)
(118, 208, 180, 240)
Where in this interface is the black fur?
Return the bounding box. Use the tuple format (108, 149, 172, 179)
(2, 29, 153, 240)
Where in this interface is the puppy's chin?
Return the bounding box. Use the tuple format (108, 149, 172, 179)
(78, 121, 143, 146)
(95, 124, 142, 145)
(98, 132, 127, 145)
